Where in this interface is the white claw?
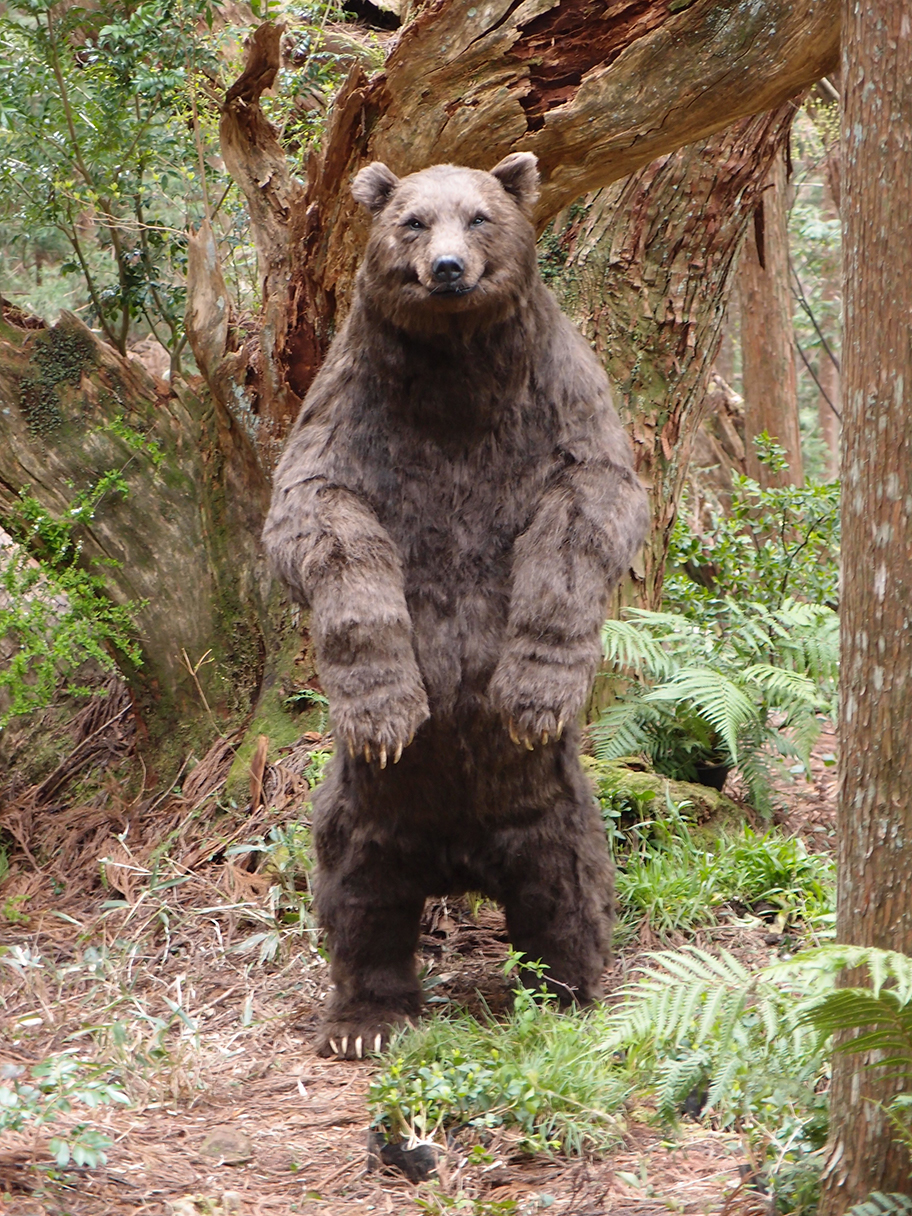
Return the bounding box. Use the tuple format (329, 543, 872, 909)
(355, 1035, 363, 1059)
(508, 719, 521, 746)
(541, 731, 549, 745)
(364, 744, 371, 763)
(525, 738, 534, 751)
(329, 1037, 338, 1055)
(393, 742, 403, 764)
(557, 718, 565, 739)
(347, 739, 356, 759)
(379, 745, 387, 769)
(374, 1033, 382, 1054)
(341, 1035, 348, 1056)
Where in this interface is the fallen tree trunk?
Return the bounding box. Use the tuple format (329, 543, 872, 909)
(209, 0, 839, 457)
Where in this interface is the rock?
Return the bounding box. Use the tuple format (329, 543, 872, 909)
(367, 1129, 438, 1181)
(199, 1125, 254, 1165)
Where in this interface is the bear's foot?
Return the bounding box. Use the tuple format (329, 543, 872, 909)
(316, 1011, 412, 1059)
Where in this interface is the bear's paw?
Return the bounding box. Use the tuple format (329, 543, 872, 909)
(316, 1013, 412, 1059)
(332, 678, 430, 767)
(488, 654, 592, 748)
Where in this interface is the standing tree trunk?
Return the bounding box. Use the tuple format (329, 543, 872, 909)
(818, 1, 912, 1207)
(738, 145, 804, 486)
(548, 107, 795, 611)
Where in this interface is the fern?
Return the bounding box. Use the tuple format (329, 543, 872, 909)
(595, 600, 835, 809)
(643, 668, 756, 763)
(847, 1195, 912, 1216)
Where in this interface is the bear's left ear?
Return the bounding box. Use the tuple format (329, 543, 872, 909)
(490, 152, 540, 216)
(352, 162, 400, 214)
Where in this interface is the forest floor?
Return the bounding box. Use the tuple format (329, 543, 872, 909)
(0, 723, 838, 1216)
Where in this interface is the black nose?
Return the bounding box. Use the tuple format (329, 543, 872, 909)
(432, 256, 465, 283)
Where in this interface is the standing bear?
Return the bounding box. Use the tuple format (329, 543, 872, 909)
(263, 153, 649, 1058)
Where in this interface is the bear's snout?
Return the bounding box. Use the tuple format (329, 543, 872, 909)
(432, 255, 465, 284)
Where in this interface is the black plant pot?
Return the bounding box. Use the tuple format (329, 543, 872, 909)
(693, 761, 732, 791)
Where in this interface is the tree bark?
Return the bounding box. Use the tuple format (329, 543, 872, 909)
(212, 0, 839, 464)
(819, 0, 912, 1207)
(548, 107, 795, 611)
(738, 146, 804, 487)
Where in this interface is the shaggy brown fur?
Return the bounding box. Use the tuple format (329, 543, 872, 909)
(263, 154, 649, 1058)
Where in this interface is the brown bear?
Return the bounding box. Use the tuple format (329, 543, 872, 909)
(263, 153, 649, 1058)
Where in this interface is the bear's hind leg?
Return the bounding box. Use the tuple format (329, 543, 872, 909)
(315, 878, 425, 1058)
(497, 797, 613, 1005)
(311, 770, 429, 1058)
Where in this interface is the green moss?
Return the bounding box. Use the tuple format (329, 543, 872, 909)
(18, 322, 97, 436)
(582, 755, 744, 829)
(224, 678, 322, 806)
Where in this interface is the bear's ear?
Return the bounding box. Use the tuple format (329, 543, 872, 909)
(351, 162, 400, 214)
(490, 152, 540, 216)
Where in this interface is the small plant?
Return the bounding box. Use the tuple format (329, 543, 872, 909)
(1, 477, 145, 724)
(0, 1050, 130, 1167)
(595, 598, 837, 812)
(369, 953, 627, 1156)
(225, 822, 319, 964)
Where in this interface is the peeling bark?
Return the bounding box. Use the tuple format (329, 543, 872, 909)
(548, 107, 795, 610)
(819, 0, 912, 1205)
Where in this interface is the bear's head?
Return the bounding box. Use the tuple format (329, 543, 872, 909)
(351, 154, 541, 334)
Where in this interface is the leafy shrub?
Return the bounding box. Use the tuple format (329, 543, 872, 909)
(369, 956, 628, 1156)
(666, 434, 840, 615)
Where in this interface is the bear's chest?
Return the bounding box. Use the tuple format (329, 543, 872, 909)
(348, 411, 561, 579)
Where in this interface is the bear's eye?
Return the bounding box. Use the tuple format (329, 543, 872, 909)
(404, 217, 426, 231)
(470, 214, 488, 227)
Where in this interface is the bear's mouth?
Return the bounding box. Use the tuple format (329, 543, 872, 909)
(428, 282, 477, 297)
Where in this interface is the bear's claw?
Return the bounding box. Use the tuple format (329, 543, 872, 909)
(318, 1017, 406, 1059)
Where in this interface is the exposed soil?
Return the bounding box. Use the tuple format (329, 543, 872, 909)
(0, 717, 837, 1216)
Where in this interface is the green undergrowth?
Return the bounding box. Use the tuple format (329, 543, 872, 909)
(608, 790, 834, 940)
(371, 946, 912, 1212)
(370, 955, 629, 1156)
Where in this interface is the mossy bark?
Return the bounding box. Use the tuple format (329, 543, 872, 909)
(0, 308, 297, 782)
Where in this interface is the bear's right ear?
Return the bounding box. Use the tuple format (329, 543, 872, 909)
(351, 162, 400, 214)
(490, 152, 540, 216)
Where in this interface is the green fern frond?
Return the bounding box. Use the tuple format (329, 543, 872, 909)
(742, 663, 821, 707)
(591, 698, 660, 762)
(601, 618, 680, 679)
(654, 1050, 710, 1120)
(772, 945, 912, 1004)
(644, 669, 756, 763)
(847, 1194, 912, 1216)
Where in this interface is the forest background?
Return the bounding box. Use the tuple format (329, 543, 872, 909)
(0, 1, 910, 1214)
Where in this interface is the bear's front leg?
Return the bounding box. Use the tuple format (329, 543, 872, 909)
(490, 461, 648, 746)
(266, 481, 430, 765)
(317, 614, 430, 766)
